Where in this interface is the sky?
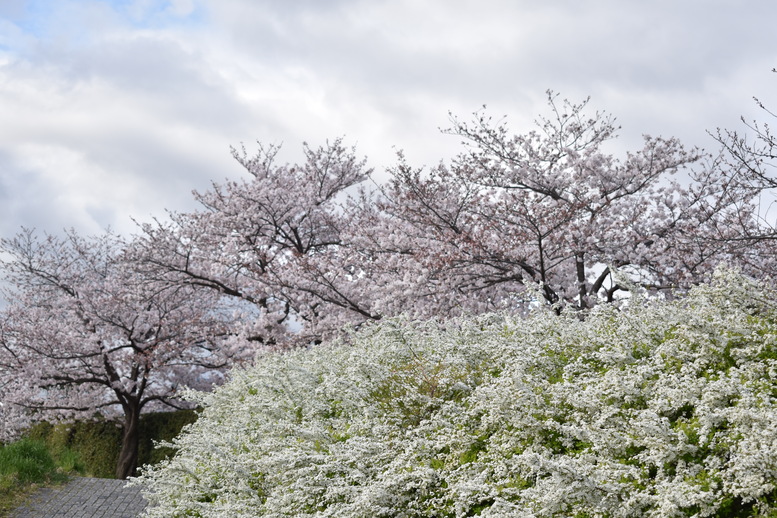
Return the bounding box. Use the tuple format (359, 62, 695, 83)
(0, 0, 775, 239)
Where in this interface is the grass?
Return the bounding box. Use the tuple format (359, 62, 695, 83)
(0, 438, 84, 516)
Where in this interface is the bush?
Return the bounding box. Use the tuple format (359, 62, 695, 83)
(138, 409, 198, 466)
(134, 268, 777, 517)
(25, 409, 197, 478)
(25, 417, 121, 478)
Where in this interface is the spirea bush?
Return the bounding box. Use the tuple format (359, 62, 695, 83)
(134, 268, 777, 517)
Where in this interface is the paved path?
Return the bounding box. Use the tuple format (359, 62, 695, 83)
(10, 477, 147, 518)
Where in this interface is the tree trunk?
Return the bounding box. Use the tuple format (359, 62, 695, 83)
(116, 405, 140, 479)
(575, 252, 588, 309)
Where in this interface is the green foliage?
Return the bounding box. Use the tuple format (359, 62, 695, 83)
(0, 439, 59, 486)
(69, 419, 122, 478)
(54, 447, 84, 474)
(138, 409, 198, 466)
(23, 409, 197, 479)
(0, 438, 73, 516)
(25, 417, 120, 478)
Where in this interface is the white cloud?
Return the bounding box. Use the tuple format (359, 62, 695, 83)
(0, 0, 775, 241)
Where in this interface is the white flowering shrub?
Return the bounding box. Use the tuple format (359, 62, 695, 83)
(134, 268, 777, 517)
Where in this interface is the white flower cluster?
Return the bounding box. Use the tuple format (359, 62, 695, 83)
(134, 268, 777, 517)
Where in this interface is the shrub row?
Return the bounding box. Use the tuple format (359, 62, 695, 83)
(135, 269, 777, 517)
(24, 409, 197, 478)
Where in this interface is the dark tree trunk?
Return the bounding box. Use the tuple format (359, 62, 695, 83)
(576, 252, 588, 309)
(116, 404, 140, 479)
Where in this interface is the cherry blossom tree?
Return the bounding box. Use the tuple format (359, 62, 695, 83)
(137, 93, 770, 349)
(3, 92, 772, 485)
(0, 229, 233, 479)
(712, 68, 777, 278)
(135, 139, 376, 346)
(357, 92, 765, 313)
(715, 68, 777, 193)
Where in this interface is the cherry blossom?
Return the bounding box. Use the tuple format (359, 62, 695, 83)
(135, 139, 375, 346)
(360, 92, 765, 315)
(0, 229, 232, 478)
(136, 93, 772, 348)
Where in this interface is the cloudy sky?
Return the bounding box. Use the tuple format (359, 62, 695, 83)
(0, 0, 775, 238)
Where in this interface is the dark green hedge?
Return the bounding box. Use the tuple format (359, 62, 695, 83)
(137, 409, 198, 466)
(24, 409, 197, 478)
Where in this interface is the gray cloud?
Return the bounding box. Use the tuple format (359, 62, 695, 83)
(0, 0, 775, 243)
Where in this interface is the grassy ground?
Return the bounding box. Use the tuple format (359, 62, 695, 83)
(0, 438, 83, 517)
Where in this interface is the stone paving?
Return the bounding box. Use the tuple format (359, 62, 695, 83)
(9, 477, 147, 518)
